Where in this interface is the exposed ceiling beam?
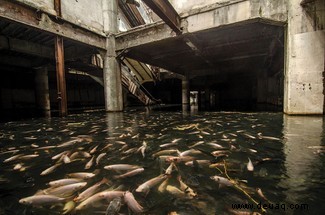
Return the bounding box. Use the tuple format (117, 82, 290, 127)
(0, 0, 106, 49)
(214, 53, 268, 62)
(160, 71, 185, 80)
(116, 21, 179, 51)
(0, 35, 54, 58)
(0, 35, 97, 60)
(142, 0, 181, 34)
(0, 55, 33, 67)
(65, 46, 98, 61)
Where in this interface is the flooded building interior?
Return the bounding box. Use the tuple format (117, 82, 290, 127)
(1, 0, 323, 120)
(0, 0, 325, 214)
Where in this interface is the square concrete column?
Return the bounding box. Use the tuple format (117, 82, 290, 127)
(284, 0, 325, 115)
(102, 0, 123, 112)
(182, 76, 190, 111)
(34, 67, 51, 117)
(205, 87, 210, 110)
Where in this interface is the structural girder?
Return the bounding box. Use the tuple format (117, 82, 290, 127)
(142, 0, 181, 34)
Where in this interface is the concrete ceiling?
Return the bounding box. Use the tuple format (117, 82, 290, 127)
(122, 20, 284, 80)
(0, 19, 99, 73)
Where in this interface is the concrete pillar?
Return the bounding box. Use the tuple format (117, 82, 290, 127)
(123, 87, 129, 108)
(102, 0, 123, 112)
(284, 0, 325, 115)
(182, 76, 190, 111)
(34, 67, 51, 117)
(205, 87, 210, 110)
(210, 91, 216, 109)
(198, 90, 202, 110)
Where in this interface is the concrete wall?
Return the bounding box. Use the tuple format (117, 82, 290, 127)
(117, 0, 288, 51)
(170, 0, 217, 14)
(15, 0, 104, 33)
(170, 0, 287, 20)
(15, 0, 55, 15)
(61, 0, 104, 33)
(284, 0, 325, 114)
(182, 0, 287, 33)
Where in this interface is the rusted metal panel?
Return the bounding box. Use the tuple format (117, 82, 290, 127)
(142, 0, 181, 34)
(53, 0, 61, 17)
(129, 4, 146, 25)
(0, 0, 106, 49)
(54, 36, 67, 117)
(118, 0, 145, 27)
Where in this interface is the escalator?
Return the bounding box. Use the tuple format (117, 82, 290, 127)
(88, 54, 159, 106)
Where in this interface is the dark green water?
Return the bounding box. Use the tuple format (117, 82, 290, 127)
(0, 110, 324, 215)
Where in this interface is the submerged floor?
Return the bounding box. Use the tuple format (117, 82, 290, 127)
(0, 110, 324, 214)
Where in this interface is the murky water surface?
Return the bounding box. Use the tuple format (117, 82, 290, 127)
(0, 110, 324, 215)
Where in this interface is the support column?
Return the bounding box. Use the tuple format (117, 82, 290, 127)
(123, 87, 129, 108)
(102, 0, 123, 112)
(205, 87, 210, 110)
(34, 67, 51, 117)
(182, 76, 190, 111)
(55, 36, 67, 116)
(210, 91, 216, 109)
(284, 0, 325, 115)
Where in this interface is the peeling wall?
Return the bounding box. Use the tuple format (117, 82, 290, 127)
(61, 0, 104, 33)
(169, 0, 287, 22)
(15, 0, 55, 15)
(250, 0, 287, 21)
(169, 0, 218, 14)
(15, 0, 104, 33)
(284, 0, 325, 114)
(184, 0, 287, 33)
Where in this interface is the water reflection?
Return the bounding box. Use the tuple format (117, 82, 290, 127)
(106, 112, 124, 136)
(281, 115, 325, 214)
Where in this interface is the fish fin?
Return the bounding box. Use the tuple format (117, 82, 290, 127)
(113, 175, 120, 180)
(100, 177, 111, 186)
(34, 189, 45, 195)
(176, 175, 182, 182)
(114, 170, 123, 174)
(144, 189, 150, 197)
(172, 162, 179, 172)
(218, 183, 225, 189)
(92, 169, 101, 175)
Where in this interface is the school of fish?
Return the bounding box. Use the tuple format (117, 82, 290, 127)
(0, 112, 286, 214)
